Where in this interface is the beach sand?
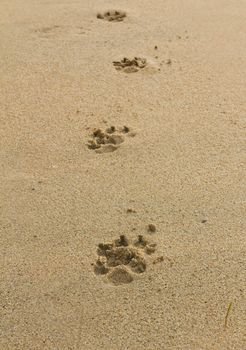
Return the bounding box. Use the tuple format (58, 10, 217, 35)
(0, 0, 245, 349)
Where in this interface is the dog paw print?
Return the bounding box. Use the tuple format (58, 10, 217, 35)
(87, 125, 135, 153)
(113, 57, 147, 73)
(97, 10, 126, 22)
(93, 235, 157, 285)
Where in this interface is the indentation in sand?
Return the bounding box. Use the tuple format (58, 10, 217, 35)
(113, 57, 147, 73)
(107, 266, 133, 285)
(97, 10, 126, 22)
(113, 56, 161, 74)
(87, 125, 134, 154)
(93, 235, 157, 285)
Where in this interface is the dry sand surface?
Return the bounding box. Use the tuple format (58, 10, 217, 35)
(0, 0, 246, 349)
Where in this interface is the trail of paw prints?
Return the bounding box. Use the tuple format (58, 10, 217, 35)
(97, 10, 126, 22)
(87, 125, 135, 154)
(93, 235, 157, 286)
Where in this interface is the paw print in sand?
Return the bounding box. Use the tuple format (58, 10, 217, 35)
(93, 235, 157, 285)
(87, 125, 135, 154)
(97, 10, 126, 22)
(113, 57, 147, 73)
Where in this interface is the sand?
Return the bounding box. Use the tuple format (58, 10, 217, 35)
(0, 0, 246, 349)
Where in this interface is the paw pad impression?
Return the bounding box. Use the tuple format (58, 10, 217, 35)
(93, 235, 157, 285)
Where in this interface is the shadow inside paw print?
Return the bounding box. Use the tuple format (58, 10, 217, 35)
(87, 125, 134, 153)
(97, 10, 126, 22)
(113, 57, 147, 73)
(93, 235, 157, 285)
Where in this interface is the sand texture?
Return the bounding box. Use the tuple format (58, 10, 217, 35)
(0, 0, 246, 349)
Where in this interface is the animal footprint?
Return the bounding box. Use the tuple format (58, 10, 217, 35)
(113, 57, 147, 73)
(97, 10, 126, 22)
(87, 125, 134, 153)
(93, 235, 157, 286)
